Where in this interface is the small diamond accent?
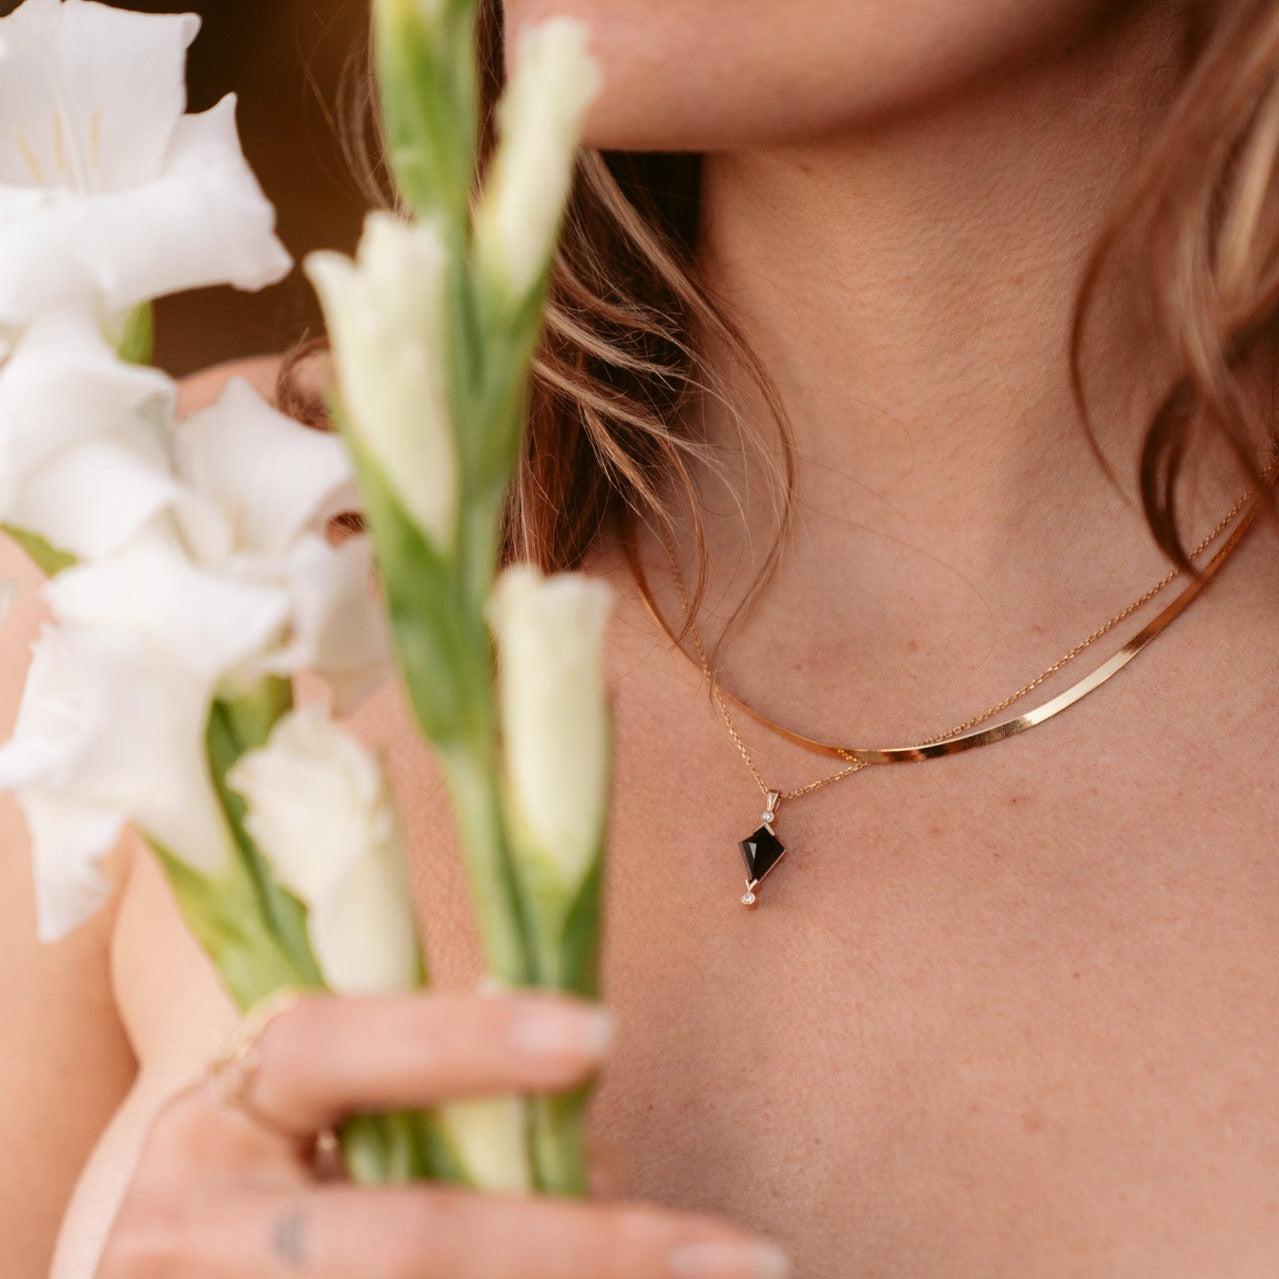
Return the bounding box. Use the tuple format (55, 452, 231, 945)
(741, 891, 757, 907)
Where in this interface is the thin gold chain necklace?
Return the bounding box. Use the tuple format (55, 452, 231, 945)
(629, 467, 1275, 907)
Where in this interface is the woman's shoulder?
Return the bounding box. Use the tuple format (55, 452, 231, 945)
(177, 353, 287, 415)
(0, 491, 139, 1276)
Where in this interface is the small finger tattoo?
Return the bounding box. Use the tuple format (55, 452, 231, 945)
(269, 1204, 312, 1273)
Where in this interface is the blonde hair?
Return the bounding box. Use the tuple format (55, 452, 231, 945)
(1075, 0, 1279, 569)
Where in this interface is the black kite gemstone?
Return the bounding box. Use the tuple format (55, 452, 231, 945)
(739, 825, 787, 885)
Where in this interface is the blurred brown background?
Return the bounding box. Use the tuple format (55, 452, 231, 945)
(1, 0, 373, 374)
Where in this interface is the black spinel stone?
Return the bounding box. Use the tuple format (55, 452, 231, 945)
(739, 825, 787, 884)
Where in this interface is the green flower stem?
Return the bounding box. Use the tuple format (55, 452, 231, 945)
(440, 742, 535, 989)
(516, 853, 604, 1195)
(333, 401, 540, 1189)
(374, 0, 478, 229)
(458, 481, 507, 620)
(148, 680, 325, 1010)
(208, 686, 326, 990)
(433, 744, 542, 1194)
(457, 280, 549, 612)
(355, 0, 604, 1201)
(341, 1111, 456, 1185)
(149, 839, 319, 1011)
(529, 1088, 591, 1198)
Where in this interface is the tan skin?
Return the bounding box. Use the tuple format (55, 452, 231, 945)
(5, 1, 1278, 1275)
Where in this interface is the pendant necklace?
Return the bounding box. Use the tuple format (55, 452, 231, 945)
(628, 462, 1276, 908)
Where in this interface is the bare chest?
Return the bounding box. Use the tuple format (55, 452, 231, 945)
(582, 664, 1279, 1277)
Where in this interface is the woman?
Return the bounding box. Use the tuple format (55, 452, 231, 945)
(7, 1, 1278, 1275)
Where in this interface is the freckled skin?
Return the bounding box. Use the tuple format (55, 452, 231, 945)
(489, 5, 1279, 1273)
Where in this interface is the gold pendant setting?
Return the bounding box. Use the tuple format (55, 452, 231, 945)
(739, 791, 787, 907)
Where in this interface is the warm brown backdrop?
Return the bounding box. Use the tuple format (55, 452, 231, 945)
(2, 0, 372, 374)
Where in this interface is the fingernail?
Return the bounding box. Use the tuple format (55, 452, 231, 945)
(510, 1004, 615, 1061)
(669, 1241, 791, 1279)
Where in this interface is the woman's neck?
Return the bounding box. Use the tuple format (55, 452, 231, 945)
(664, 6, 1245, 740)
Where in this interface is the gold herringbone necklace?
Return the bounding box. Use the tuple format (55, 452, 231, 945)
(630, 467, 1274, 907)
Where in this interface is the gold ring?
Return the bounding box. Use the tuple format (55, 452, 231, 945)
(208, 989, 315, 1146)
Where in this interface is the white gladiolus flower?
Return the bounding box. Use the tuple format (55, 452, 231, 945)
(0, 623, 243, 939)
(0, 367, 391, 938)
(306, 214, 457, 552)
(22, 786, 124, 943)
(474, 19, 601, 304)
(0, 0, 291, 343)
(45, 534, 292, 685)
(172, 378, 357, 565)
(0, 307, 177, 560)
(0, 351, 387, 695)
(169, 378, 392, 705)
(227, 706, 422, 995)
(261, 534, 392, 714)
(488, 565, 612, 894)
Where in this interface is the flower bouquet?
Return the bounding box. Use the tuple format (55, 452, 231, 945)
(0, 0, 609, 1198)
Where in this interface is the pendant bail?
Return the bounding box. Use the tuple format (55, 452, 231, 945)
(764, 790, 781, 826)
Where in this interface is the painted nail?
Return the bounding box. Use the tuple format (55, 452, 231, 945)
(510, 1004, 615, 1060)
(669, 1241, 792, 1279)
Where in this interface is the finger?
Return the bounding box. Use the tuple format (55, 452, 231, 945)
(230, 1187, 791, 1279)
(246, 993, 614, 1135)
(588, 1130, 624, 1200)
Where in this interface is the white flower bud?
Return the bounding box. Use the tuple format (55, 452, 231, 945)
(228, 706, 422, 995)
(440, 1099, 533, 1194)
(474, 18, 602, 305)
(306, 214, 458, 552)
(488, 565, 612, 895)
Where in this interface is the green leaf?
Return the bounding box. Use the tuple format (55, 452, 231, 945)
(148, 837, 317, 1011)
(1, 524, 76, 577)
(216, 677, 294, 751)
(334, 403, 490, 750)
(115, 302, 155, 366)
(206, 686, 327, 992)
